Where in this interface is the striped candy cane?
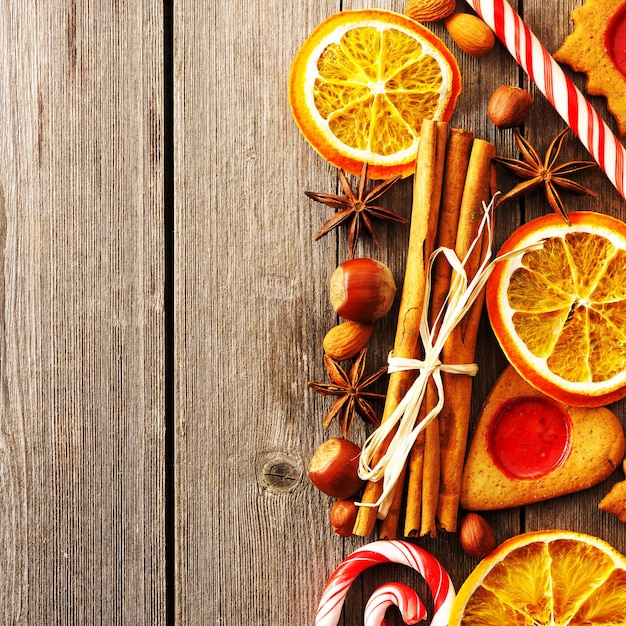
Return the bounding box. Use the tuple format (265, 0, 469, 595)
(363, 582, 425, 626)
(315, 540, 455, 626)
(466, 0, 626, 201)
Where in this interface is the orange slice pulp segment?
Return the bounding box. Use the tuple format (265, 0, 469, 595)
(486, 211, 626, 407)
(288, 9, 461, 179)
(449, 530, 626, 625)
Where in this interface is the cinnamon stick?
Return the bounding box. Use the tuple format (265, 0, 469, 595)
(353, 119, 447, 538)
(416, 128, 474, 538)
(402, 402, 425, 536)
(418, 384, 439, 537)
(436, 138, 496, 532)
(378, 466, 407, 539)
(401, 128, 474, 537)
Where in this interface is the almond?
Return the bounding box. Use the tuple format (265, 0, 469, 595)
(322, 320, 374, 361)
(444, 12, 495, 58)
(488, 85, 533, 129)
(404, 0, 456, 23)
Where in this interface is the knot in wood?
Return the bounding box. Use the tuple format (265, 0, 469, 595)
(261, 455, 303, 494)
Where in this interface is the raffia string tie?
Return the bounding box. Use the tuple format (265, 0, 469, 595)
(357, 196, 497, 519)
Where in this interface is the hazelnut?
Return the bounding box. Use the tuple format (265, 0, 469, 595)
(329, 499, 358, 537)
(309, 438, 364, 499)
(488, 85, 533, 129)
(329, 258, 396, 323)
(460, 512, 497, 558)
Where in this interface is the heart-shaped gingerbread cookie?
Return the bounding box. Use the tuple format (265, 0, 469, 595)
(461, 365, 625, 511)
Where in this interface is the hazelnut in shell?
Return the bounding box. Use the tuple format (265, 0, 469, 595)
(488, 85, 533, 129)
(309, 438, 364, 499)
(329, 499, 358, 537)
(329, 258, 396, 323)
(460, 512, 497, 558)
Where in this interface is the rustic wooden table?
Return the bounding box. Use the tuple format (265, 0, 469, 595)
(1, 0, 624, 624)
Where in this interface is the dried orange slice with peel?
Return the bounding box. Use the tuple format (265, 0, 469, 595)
(449, 530, 626, 625)
(289, 9, 461, 179)
(486, 211, 626, 407)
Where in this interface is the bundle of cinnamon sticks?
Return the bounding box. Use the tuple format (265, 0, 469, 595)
(353, 119, 497, 539)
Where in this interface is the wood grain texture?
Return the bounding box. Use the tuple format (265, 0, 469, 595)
(176, 0, 626, 623)
(176, 0, 626, 622)
(0, 1, 165, 623)
(4, 0, 624, 623)
(174, 1, 347, 624)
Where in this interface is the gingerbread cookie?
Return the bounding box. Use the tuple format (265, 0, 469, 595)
(555, 0, 626, 136)
(460, 366, 625, 511)
(599, 479, 626, 522)
(599, 460, 626, 522)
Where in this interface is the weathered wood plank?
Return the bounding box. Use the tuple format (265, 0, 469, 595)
(174, 1, 345, 623)
(177, 0, 626, 624)
(0, 2, 165, 623)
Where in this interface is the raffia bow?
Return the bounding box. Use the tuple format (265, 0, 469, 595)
(357, 196, 497, 518)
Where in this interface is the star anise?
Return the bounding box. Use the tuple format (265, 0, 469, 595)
(493, 128, 597, 223)
(308, 348, 387, 438)
(305, 163, 407, 258)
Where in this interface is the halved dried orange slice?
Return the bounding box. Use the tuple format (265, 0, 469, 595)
(486, 211, 626, 407)
(449, 530, 626, 625)
(289, 9, 461, 179)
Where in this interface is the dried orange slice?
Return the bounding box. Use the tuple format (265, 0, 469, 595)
(486, 211, 626, 407)
(449, 530, 626, 625)
(288, 9, 461, 179)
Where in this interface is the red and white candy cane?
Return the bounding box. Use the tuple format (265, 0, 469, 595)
(315, 540, 455, 626)
(466, 0, 626, 201)
(364, 582, 425, 626)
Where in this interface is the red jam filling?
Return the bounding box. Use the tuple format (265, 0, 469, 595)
(606, 1, 626, 80)
(487, 397, 572, 480)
